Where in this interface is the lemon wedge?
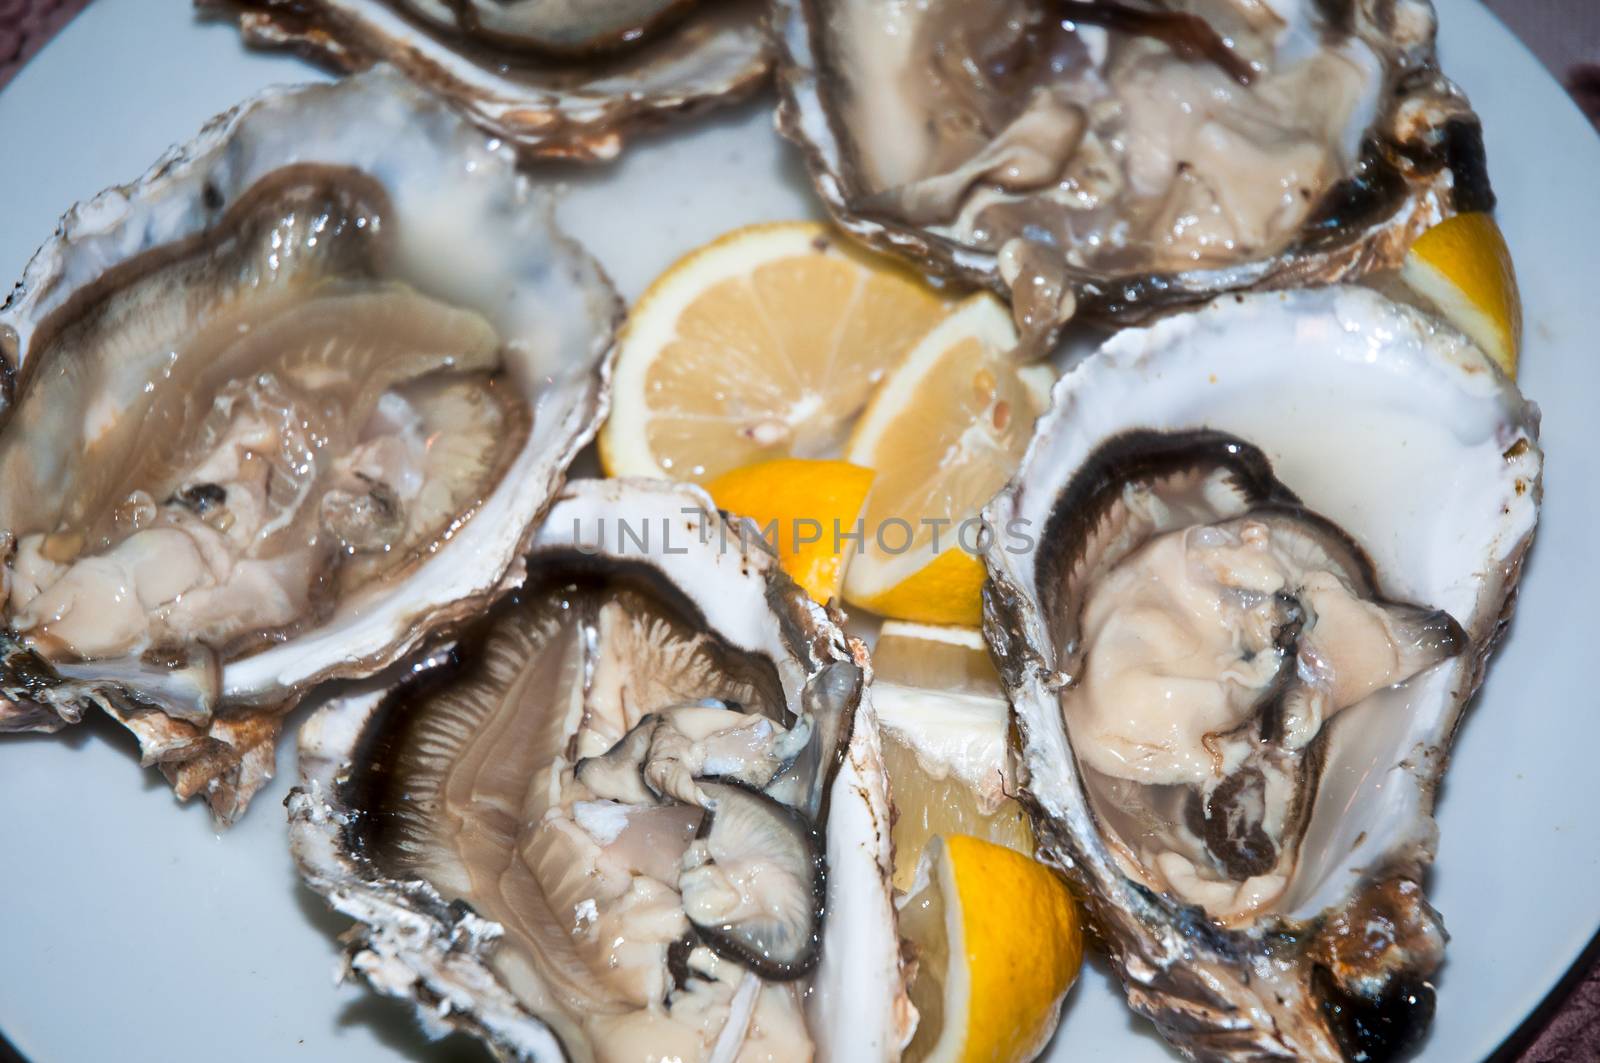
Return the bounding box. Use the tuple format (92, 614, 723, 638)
(600, 221, 949, 483)
(706, 458, 873, 604)
(843, 294, 1053, 626)
(1400, 212, 1522, 378)
(872, 621, 1033, 891)
(899, 835, 1084, 1063)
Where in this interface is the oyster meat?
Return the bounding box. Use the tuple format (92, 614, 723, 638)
(0, 68, 618, 821)
(289, 479, 910, 1060)
(984, 287, 1540, 1059)
(202, 0, 772, 161)
(775, 0, 1492, 340)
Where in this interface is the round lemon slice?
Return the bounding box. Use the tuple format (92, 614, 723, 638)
(706, 458, 874, 604)
(899, 834, 1084, 1063)
(600, 221, 949, 483)
(843, 294, 1054, 627)
(872, 621, 1033, 891)
(1400, 212, 1522, 378)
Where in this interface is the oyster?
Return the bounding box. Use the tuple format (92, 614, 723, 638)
(393, 0, 698, 54)
(289, 479, 910, 1060)
(983, 287, 1539, 1059)
(201, 0, 772, 161)
(775, 0, 1492, 342)
(0, 68, 619, 821)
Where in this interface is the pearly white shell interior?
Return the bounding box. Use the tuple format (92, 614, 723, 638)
(0, 67, 618, 708)
(290, 479, 909, 1062)
(988, 285, 1540, 920)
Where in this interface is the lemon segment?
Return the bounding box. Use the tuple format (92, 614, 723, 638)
(600, 221, 950, 482)
(873, 621, 1033, 891)
(900, 835, 1084, 1063)
(706, 458, 874, 604)
(873, 621, 1005, 693)
(844, 294, 1053, 625)
(878, 738, 1032, 893)
(1400, 212, 1522, 378)
(854, 548, 988, 628)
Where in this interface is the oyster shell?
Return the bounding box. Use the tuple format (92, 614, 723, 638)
(289, 478, 911, 1061)
(393, 0, 698, 55)
(0, 68, 619, 822)
(983, 287, 1539, 1059)
(201, 0, 772, 161)
(774, 0, 1492, 342)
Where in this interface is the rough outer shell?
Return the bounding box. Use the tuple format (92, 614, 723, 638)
(772, 0, 1491, 334)
(982, 287, 1540, 1060)
(198, 0, 772, 162)
(288, 478, 912, 1061)
(0, 68, 619, 822)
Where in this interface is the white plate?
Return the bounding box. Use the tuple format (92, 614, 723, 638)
(0, 2, 1596, 1061)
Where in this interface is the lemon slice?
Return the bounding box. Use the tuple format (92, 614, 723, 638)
(843, 294, 1054, 627)
(899, 835, 1084, 1063)
(600, 221, 950, 483)
(872, 621, 1032, 891)
(1400, 212, 1522, 378)
(706, 458, 874, 604)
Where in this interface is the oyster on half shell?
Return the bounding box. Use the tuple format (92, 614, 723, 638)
(0, 69, 619, 822)
(201, 0, 772, 161)
(289, 479, 910, 1060)
(984, 287, 1539, 1060)
(775, 0, 1492, 343)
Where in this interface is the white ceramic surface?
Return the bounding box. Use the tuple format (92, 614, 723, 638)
(0, 2, 1595, 1061)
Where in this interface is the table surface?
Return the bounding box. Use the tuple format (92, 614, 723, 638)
(0, 3, 1596, 1062)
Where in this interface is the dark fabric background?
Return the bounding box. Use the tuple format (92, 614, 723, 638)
(0, 0, 86, 88)
(0, 1, 1596, 1060)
